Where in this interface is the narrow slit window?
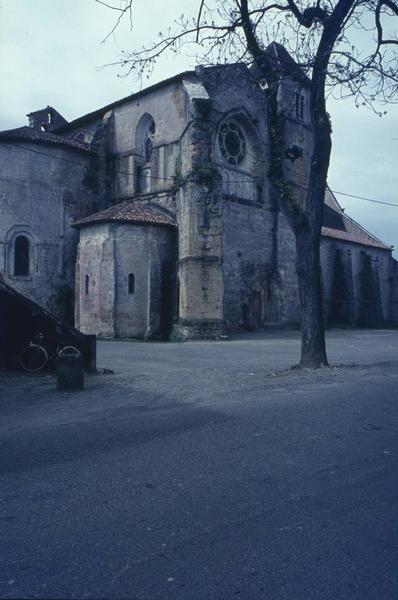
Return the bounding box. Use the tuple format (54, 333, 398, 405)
(295, 91, 305, 120)
(256, 184, 263, 204)
(85, 274, 89, 295)
(128, 273, 135, 294)
(136, 166, 144, 194)
(14, 235, 30, 276)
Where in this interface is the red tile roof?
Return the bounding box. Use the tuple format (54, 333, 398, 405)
(322, 188, 391, 250)
(74, 191, 390, 249)
(0, 126, 90, 152)
(73, 201, 177, 229)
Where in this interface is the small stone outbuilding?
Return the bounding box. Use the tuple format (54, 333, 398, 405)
(73, 202, 176, 339)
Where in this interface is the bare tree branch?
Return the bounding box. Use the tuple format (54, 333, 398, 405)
(286, 0, 305, 24)
(96, 0, 133, 42)
(195, 0, 205, 42)
(376, 0, 398, 47)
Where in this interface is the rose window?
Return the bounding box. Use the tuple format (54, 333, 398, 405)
(218, 122, 246, 165)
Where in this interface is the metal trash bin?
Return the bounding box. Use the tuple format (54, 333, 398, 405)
(56, 346, 84, 391)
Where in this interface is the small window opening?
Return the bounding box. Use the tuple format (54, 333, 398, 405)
(85, 274, 89, 295)
(256, 185, 263, 204)
(128, 273, 135, 294)
(295, 91, 305, 120)
(14, 235, 30, 276)
(136, 166, 144, 194)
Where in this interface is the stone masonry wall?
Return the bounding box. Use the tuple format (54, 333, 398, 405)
(174, 76, 225, 339)
(222, 203, 275, 330)
(76, 223, 175, 339)
(320, 237, 394, 325)
(111, 82, 187, 203)
(0, 141, 96, 323)
(191, 65, 305, 331)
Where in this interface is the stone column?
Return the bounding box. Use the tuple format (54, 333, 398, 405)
(175, 97, 224, 339)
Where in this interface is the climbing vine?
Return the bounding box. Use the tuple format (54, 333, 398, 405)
(172, 160, 222, 192)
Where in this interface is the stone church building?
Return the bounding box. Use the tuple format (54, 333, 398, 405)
(1, 44, 397, 339)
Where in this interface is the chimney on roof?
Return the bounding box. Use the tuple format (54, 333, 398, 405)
(26, 106, 68, 132)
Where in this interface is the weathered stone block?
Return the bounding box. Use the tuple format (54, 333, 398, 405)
(56, 351, 84, 391)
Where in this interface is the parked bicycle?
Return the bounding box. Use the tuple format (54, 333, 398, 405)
(19, 333, 80, 373)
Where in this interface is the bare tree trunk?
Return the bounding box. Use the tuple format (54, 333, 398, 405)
(267, 88, 329, 368)
(296, 75, 333, 367)
(295, 229, 328, 367)
(240, 0, 350, 368)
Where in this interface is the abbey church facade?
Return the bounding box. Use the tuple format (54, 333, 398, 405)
(1, 44, 397, 339)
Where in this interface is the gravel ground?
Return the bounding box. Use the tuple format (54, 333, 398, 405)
(1, 328, 397, 435)
(1, 329, 398, 600)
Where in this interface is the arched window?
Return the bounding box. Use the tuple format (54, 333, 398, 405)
(85, 275, 89, 295)
(136, 114, 155, 159)
(135, 114, 156, 194)
(14, 235, 30, 276)
(145, 121, 155, 162)
(128, 273, 135, 294)
(218, 121, 246, 165)
(217, 112, 265, 204)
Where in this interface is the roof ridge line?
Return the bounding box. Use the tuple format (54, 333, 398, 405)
(342, 210, 391, 248)
(53, 70, 197, 134)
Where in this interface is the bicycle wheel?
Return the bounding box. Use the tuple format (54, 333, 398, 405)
(19, 344, 48, 372)
(57, 345, 81, 357)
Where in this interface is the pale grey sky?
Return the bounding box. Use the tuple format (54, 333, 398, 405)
(1, 0, 397, 255)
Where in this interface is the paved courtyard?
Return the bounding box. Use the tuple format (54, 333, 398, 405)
(2, 328, 398, 434)
(1, 329, 398, 599)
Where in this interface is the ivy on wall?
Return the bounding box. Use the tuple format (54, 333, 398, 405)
(173, 160, 222, 192)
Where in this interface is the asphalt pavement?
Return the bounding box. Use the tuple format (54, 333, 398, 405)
(1, 329, 397, 599)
